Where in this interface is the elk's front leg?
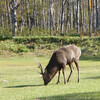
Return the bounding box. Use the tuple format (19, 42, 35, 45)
(62, 64, 66, 84)
(56, 70, 61, 84)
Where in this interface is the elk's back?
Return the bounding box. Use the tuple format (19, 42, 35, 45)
(55, 45, 81, 65)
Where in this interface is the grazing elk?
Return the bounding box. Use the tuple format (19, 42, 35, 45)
(35, 45, 81, 85)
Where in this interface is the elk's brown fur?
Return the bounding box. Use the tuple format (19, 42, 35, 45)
(35, 45, 81, 85)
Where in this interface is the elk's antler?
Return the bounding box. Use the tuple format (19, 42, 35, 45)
(34, 58, 44, 75)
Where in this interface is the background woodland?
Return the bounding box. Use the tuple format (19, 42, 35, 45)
(0, 0, 100, 36)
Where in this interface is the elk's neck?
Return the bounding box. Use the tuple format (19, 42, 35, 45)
(47, 66, 58, 80)
(46, 53, 58, 80)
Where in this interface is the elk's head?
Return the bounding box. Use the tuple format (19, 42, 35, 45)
(34, 58, 51, 85)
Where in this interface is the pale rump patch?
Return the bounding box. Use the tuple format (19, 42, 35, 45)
(76, 48, 81, 60)
(71, 50, 75, 60)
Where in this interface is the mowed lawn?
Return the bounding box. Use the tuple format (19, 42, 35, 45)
(0, 55, 100, 100)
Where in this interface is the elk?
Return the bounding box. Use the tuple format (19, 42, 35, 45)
(35, 45, 81, 85)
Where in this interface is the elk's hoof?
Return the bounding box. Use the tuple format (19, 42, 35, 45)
(78, 79, 80, 83)
(64, 82, 66, 84)
(67, 80, 69, 83)
(56, 82, 60, 84)
(78, 81, 80, 83)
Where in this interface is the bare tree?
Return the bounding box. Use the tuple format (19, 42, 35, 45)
(88, 0, 92, 37)
(10, 0, 22, 36)
(20, 0, 24, 32)
(96, 0, 99, 30)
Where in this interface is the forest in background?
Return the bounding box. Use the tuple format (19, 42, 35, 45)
(0, 0, 100, 36)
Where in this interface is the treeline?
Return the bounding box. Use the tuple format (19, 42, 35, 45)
(0, 0, 100, 36)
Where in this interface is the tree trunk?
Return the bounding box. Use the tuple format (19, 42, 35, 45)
(10, 0, 18, 36)
(6, 0, 12, 31)
(77, 0, 80, 34)
(21, 0, 24, 32)
(92, 0, 96, 33)
(66, 0, 70, 33)
(80, 0, 82, 34)
(70, 0, 73, 30)
(96, 0, 99, 30)
(1, 14, 4, 26)
(83, 0, 86, 33)
(49, 0, 52, 35)
(60, 0, 64, 33)
(25, 0, 31, 30)
(88, 0, 92, 37)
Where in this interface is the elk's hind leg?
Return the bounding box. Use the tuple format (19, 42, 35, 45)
(67, 64, 73, 82)
(74, 60, 80, 83)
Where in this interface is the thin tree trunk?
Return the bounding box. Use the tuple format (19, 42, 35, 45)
(74, 0, 77, 33)
(80, 0, 82, 34)
(88, 0, 92, 37)
(66, 0, 70, 33)
(10, 0, 18, 36)
(70, 0, 73, 30)
(49, 0, 52, 35)
(60, 0, 64, 33)
(1, 14, 4, 26)
(21, 0, 24, 32)
(83, 0, 86, 33)
(25, 0, 31, 29)
(6, 0, 12, 30)
(92, 0, 96, 33)
(96, 0, 99, 30)
(77, 0, 80, 34)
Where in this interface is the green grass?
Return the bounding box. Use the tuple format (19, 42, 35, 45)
(0, 55, 100, 100)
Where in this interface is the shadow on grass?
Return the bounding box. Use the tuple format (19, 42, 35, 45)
(85, 76, 100, 79)
(4, 84, 43, 88)
(37, 91, 100, 100)
(80, 55, 100, 61)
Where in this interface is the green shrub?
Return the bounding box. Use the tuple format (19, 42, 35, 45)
(60, 33, 68, 36)
(18, 44, 29, 52)
(45, 43, 58, 50)
(69, 33, 80, 37)
(0, 40, 30, 53)
(0, 26, 12, 36)
(9, 43, 18, 53)
(0, 35, 12, 40)
(0, 36, 100, 56)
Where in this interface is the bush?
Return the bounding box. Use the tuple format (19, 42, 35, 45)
(14, 36, 81, 44)
(0, 26, 12, 36)
(0, 40, 30, 53)
(0, 35, 12, 40)
(69, 33, 80, 37)
(18, 44, 29, 52)
(45, 43, 58, 50)
(0, 36, 100, 56)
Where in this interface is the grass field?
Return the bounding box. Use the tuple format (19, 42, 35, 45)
(0, 55, 100, 100)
